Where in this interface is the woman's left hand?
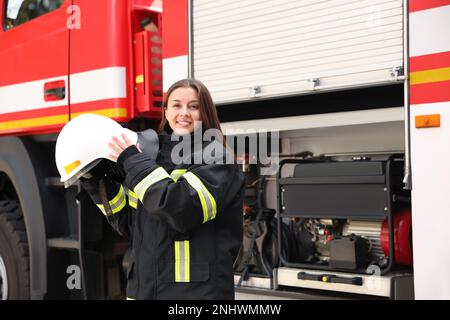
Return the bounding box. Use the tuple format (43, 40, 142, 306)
(109, 133, 141, 161)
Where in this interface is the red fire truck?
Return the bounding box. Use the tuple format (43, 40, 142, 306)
(0, 0, 163, 299)
(1, 0, 450, 300)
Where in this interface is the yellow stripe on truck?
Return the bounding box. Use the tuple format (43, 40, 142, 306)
(0, 108, 128, 132)
(410, 67, 450, 85)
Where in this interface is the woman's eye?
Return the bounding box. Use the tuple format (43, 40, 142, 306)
(190, 105, 199, 109)
(171, 105, 180, 108)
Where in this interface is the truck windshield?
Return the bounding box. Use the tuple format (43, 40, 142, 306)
(4, 0, 64, 30)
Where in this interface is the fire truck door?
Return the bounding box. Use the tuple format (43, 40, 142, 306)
(0, 0, 71, 134)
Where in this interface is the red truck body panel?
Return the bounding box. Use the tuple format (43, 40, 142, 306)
(0, 0, 162, 137)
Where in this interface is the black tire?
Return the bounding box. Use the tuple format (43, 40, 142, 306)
(0, 201, 30, 300)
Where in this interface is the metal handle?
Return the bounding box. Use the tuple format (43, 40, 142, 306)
(297, 272, 363, 286)
(44, 80, 66, 101)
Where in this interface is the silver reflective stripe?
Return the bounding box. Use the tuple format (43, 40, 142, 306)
(182, 172, 217, 223)
(96, 185, 126, 215)
(175, 240, 190, 282)
(134, 167, 171, 202)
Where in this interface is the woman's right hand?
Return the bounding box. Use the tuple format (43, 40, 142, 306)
(109, 133, 141, 161)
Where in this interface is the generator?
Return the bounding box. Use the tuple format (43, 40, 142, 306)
(276, 155, 414, 299)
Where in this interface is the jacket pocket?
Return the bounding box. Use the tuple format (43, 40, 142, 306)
(168, 227, 190, 241)
(158, 261, 210, 283)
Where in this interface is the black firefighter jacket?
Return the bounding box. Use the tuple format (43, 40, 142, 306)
(82, 132, 244, 300)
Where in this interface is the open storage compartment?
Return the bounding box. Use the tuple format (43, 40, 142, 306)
(277, 155, 412, 276)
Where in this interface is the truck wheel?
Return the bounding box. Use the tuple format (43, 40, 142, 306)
(0, 201, 30, 300)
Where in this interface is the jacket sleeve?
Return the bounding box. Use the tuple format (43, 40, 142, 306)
(119, 145, 244, 234)
(80, 176, 134, 239)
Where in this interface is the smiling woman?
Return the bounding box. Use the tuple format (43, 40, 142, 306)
(80, 79, 245, 300)
(159, 79, 224, 137)
(165, 87, 201, 135)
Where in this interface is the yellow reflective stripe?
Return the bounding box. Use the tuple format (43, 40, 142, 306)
(128, 190, 138, 209)
(96, 185, 127, 215)
(126, 297, 136, 300)
(96, 197, 126, 215)
(129, 190, 137, 199)
(134, 167, 171, 202)
(175, 241, 180, 282)
(174, 240, 190, 283)
(183, 173, 208, 223)
(109, 185, 125, 205)
(184, 240, 190, 283)
(128, 199, 137, 209)
(182, 172, 217, 223)
(170, 169, 187, 182)
(196, 176, 217, 221)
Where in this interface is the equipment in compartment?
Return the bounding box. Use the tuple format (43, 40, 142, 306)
(381, 208, 413, 265)
(329, 235, 369, 270)
(234, 155, 276, 283)
(343, 220, 385, 264)
(234, 154, 298, 284)
(288, 213, 413, 271)
(278, 155, 413, 274)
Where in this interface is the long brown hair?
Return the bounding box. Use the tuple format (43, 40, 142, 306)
(160, 79, 236, 160)
(159, 79, 223, 135)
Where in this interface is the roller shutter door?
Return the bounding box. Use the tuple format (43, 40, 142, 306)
(192, 0, 404, 104)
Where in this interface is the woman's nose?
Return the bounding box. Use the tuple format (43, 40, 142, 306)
(179, 105, 189, 116)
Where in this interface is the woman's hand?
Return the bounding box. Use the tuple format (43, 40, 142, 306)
(109, 133, 141, 161)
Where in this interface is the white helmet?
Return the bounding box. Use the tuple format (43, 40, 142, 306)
(55, 114, 137, 188)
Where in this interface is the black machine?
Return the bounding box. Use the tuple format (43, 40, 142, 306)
(234, 153, 413, 297)
(277, 154, 413, 275)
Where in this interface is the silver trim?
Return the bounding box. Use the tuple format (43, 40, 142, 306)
(234, 275, 273, 289)
(0, 255, 8, 300)
(221, 107, 404, 132)
(277, 267, 410, 297)
(176, 241, 188, 282)
(403, 0, 412, 190)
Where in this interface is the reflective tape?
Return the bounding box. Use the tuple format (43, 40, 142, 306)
(182, 172, 217, 223)
(170, 169, 187, 182)
(175, 240, 190, 283)
(96, 185, 126, 215)
(128, 190, 138, 209)
(133, 168, 217, 224)
(134, 167, 171, 202)
(64, 160, 81, 175)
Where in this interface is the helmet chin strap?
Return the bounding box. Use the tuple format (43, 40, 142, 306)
(98, 179, 113, 219)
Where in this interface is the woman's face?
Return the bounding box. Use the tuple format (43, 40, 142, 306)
(165, 87, 202, 135)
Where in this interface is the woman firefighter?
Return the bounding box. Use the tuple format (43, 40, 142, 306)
(56, 79, 244, 300)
